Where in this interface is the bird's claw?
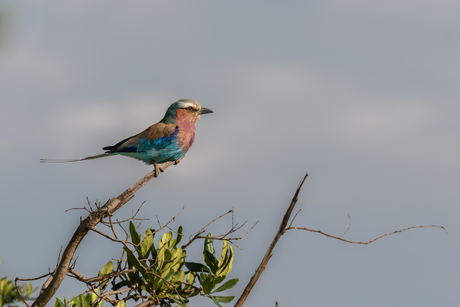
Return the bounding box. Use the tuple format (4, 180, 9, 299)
(153, 163, 163, 178)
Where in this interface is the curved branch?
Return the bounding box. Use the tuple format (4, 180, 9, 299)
(286, 224, 448, 244)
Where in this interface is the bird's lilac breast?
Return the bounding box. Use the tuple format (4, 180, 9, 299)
(176, 120, 196, 153)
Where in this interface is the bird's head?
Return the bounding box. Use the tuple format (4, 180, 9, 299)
(162, 99, 213, 123)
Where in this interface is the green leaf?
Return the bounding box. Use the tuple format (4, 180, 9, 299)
(186, 272, 196, 286)
(99, 261, 114, 290)
(116, 300, 126, 307)
(208, 295, 223, 307)
(85, 291, 102, 307)
(157, 268, 176, 288)
(169, 293, 189, 305)
(184, 262, 211, 274)
(213, 278, 239, 293)
(166, 248, 185, 273)
(79, 294, 90, 307)
(175, 251, 185, 266)
(210, 295, 236, 304)
(157, 242, 166, 270)
(69, 297, 79, 307)
(161, 231, 173, 245)
(124, 247, 142, 271)
(171, 270, 185, 287)
(203, 235, 218, 274)
(213, 275, 226, 285)
(112, 280, 128, 291)
(216, 245, 234, 277)
(201, 275, 214, 295)
(141, 228, 154, 259)
(86, 291, 98, 303)
(54, 298, 64, 307)
(204, 234, 216, 258)
(129, 221, 140, 245)
(204, 250, 218, 270)
(176, 226, 183, 246)
(217, 239, 229, 268)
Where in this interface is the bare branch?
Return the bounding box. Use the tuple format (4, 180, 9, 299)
(187, 219, 258, 250)
(287, 224, 448, 244)
(339, 214, 352, 238)
(235, 173, 309, 307)
(15, 272, 54, 283)
(14, 278, 32, 307)
(181, 210, 233, 249)
(288, 209, 302, 228)
(135, 301, 157, 307)
(67, 268, 136, 284)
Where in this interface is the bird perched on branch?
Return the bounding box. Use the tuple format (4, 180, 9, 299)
(41, 99, 213, 176)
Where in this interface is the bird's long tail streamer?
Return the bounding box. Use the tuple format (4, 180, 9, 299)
(40, 153, 109, 163)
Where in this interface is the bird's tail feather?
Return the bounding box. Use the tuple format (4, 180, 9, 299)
(40, 153, 109, 163)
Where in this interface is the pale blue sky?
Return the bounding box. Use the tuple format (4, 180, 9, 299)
(1, 1, 459, 306)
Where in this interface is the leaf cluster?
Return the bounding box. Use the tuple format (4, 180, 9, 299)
(0, 260, 36, 307)
(58, 223, 238, 307)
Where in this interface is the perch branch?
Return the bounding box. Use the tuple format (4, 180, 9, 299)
(30, 161, 176, 307)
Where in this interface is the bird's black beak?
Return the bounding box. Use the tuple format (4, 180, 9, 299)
(199, 107, 213, 115)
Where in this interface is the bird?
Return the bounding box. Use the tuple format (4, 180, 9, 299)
(40, 99, 213, 176)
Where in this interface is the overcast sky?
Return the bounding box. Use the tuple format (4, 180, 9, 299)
(1, 1, 459, 306)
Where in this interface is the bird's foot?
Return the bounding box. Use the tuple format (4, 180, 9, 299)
(174, 157, 184, 165)
(153, 163, 163, 178)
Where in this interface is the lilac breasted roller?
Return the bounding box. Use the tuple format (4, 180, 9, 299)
(40, 99, 213, 176)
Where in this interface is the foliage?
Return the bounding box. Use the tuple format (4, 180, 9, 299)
(0, 259, 37, 307)
(54, 291, 104, 307)
(55, 223, 238, 307)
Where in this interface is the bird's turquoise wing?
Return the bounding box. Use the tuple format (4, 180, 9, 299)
(136, 126, 179, 151)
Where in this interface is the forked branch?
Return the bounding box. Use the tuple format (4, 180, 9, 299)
(235, 172, 446, 306)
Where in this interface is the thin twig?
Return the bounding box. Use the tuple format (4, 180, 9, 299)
(339, 214, 352, 238)
(14, 279, 31, 307)
(67, 268, 136, 284)
(65, 207, 87, 213)
(286, 224, 448, 244)
(15, 272, 54, 288)
(181, 210, 233, 249)
(288, 209, 302, 228)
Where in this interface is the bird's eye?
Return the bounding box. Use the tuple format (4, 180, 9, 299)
(187, 106, 194, 111)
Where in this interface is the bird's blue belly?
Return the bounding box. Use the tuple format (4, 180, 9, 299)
(138, 147, 186, 164)
(117, 144, 186, 164)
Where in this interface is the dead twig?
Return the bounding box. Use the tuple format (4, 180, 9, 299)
(339, 214, 352, 238)
(234, 173, 309, 307)
(14, 279, 32, 307)
(181, 210, 233, 249)
(286, 224, 448, 244)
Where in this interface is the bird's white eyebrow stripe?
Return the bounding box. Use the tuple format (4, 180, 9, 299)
(181, 101, 198, 109)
